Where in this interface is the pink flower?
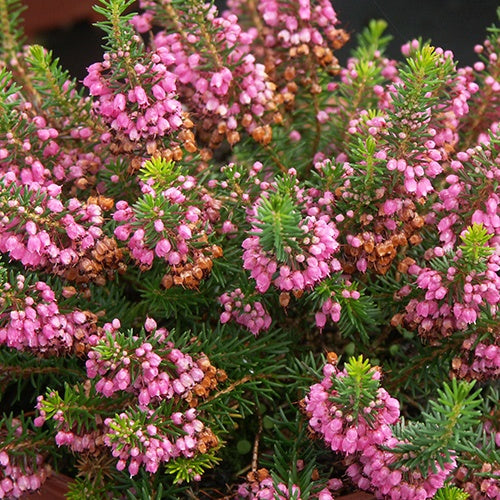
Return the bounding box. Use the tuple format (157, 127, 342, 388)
(155, 238, 172, 258)
(177, 224, 192, 239)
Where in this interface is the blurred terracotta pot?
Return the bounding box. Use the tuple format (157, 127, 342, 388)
(25, 473, 71, 499)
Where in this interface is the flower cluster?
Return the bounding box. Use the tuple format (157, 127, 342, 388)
(389, 130, 500, 381)
(225, 0, 350, 163)
(86, 318, 224, 407)
(34, 384, 113, 455)
(35, 318, 225, 478)
(316, 43, 480, 281)
(219, 288, 272, 336)
(0, 419, 51, 499)
(0, 276, 97, 354)
(236, 467, 340, 499)
(230, 0, 346, 80)
(86, 319, 223, 475)
(345, 455, 456, 500)
(0, 61, 102, 192)
(242, 218, 340, 293)
(305, 357, 455, 499)
(0, 177, 123, 284)
(242, 179, 341, 295)
(455, 460, 500, 499)
(83, 51, 185, 146)
(0, 455, 50, 499)
(135, 1, 277, 151)
(236, 468, 305, 500)
(0, 0, 499, 498)
(112, 164, 223, 286)
(431, 147, 500, 251)
(257, 0, 339, 48)
(451, 333, 500, 381)
(104, 408, 219, 476)
(400, 253, 500, 341)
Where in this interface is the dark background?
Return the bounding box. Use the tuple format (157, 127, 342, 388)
(333, 0, 498, 65)
(26, 0, 499, 81)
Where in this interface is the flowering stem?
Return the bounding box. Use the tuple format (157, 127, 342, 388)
(261, 143, 288, 173)
(304, 67, 322, 176)
(251, 412, 263, 473)
(203, 374, 254, 404)
(165, 1, 224, 71)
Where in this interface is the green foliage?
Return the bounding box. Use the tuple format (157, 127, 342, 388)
(391, 379, 482, 475)
(138, 267, 210, 319)
(337, 293, 382, 343)
(456, 387, 499, 481)
(311, 277, 383, 343)
(195, 325, 291, 432)
(93, 0, 137, 53)
(68, 468, 188, 500)
(165, 451, 221, 484)
(351, 19, 392, 61)
(24, 45, 92, 124)
(40, 382, 125, 434)
(263, 409, 324, 500)
(327, 19, 392, 153)
(0, 1, 499, 498)
(252, 177, 304, 262)
(139, 158, 183, 192)
(84, 279, 140, 329)
(66, 478, 112, 500)
(97, 157, 138, 201)
(194, 324, 290, 380)
(122, 472, 186, 500)
(433, 486, 469, 500)
(387, 44, 455, 156)
(383, 340, 453, 406)
(0, 68, 22, 134)
(0, 0, 25, 56)
(459, 223, 494, 265)
(330, 356, 381, 424)
(0, 413, 51, 462)
(0, 348, 82, 407)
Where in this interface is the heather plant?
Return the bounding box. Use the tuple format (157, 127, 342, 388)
(0, 0, 498, 498)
